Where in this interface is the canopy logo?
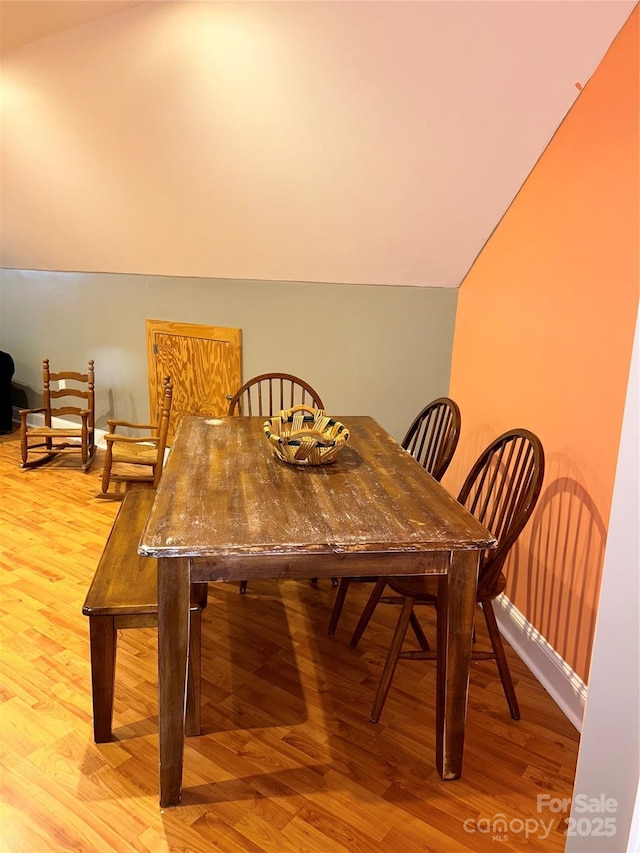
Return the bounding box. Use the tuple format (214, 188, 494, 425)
(463, 814, 554, 841)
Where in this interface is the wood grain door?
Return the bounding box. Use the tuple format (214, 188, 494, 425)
(146, 319, 242, 442)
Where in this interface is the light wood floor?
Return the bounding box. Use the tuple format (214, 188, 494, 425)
(0, 430, 580, 852)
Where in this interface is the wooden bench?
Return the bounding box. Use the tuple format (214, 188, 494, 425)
(82, 489, 208, 743)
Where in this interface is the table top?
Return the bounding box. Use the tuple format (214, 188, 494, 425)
(139, 415, 495, 564)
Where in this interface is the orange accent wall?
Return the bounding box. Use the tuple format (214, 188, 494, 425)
(446, 7, 639, 683)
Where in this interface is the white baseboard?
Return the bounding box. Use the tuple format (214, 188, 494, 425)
(493, 594, 586, 732)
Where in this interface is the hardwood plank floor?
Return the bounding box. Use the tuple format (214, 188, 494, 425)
(0, 430, 579, 851)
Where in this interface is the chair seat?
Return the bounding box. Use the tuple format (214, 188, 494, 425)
(386, 575, 440, 599)
(111, 443, 158, 465)
(25, 425, 85, 438)
(386, 571, 507, 602)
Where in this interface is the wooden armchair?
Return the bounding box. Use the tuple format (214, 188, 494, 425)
(101, 377, 173, 496)
(19, 359, 96, 472)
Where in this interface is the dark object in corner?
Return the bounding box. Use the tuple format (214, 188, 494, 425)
(0, 351, 15, 434)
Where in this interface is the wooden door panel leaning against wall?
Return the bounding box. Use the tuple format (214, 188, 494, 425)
(146, 320, 242, 443)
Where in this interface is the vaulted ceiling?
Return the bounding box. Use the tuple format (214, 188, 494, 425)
(0, 1, 636, 286)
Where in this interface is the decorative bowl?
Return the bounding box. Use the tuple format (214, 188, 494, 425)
(263, 405, 350, 466)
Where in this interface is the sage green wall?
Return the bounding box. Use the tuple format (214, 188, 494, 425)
(0, 270, 457, 443)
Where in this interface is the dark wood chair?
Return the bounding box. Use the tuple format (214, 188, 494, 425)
(351, 428, 545, 723)
(327, 397, 461, 634)
(19, 358, 96, 471)
(227, 372, 325, 417)
(227, 372, 326, 593)
(101, 377, 173, 496)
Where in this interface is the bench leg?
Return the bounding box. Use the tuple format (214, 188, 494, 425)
(89, 615, 117, 743)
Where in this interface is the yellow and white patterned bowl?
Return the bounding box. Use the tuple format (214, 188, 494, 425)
(264, 405, 350, 466)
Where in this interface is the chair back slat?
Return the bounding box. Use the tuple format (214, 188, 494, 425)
(50, 388, 91, 401)
(493, 440, 534, 542)
(401, 397, 461, 482)
(50, 405, 89, 418)
(49, 370, 90, 382)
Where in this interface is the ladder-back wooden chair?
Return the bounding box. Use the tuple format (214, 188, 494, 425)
(19, 358, 96, 472)
(101, 377, 173, 496)
(350, 428, 545, 723)
(227, 372, 326, 593)
(327, 397, 461, 634)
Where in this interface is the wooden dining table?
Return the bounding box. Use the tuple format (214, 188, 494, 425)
(139, 414, 496, 807)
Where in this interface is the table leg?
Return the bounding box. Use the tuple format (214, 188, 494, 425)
(88, 615, 116, 743)
(435, 549, 480, 780)
(158, 556, 191, 807)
